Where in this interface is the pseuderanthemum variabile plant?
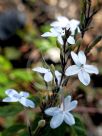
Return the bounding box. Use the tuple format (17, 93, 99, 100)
(2, 1, 101, 135)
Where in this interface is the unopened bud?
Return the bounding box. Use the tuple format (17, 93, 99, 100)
(38, 120, 46, 128)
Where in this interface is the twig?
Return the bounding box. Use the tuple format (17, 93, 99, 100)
(75, 106, 102, 113)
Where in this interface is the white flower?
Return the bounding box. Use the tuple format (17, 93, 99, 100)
(32, 67, 53, 82)
(51, 16, 80, 35)
(41, 27, 75, 45)
(65, 51, 99, 86)
(32, 67, 62, 84)
(45, 95, 78, 129)
(51, 16, 70, 30)
(41, 27, 65, 45)
(3, 89, 35, 108)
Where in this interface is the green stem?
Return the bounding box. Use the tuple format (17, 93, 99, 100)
(24, 108, 32, 136)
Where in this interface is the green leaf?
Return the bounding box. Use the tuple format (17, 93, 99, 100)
(4, 47, 21, 60)
(34, 39, 54, 52)
(0, 55, 12, 71)
(10, 69, 33, 82)
(71, 114, 87, 136)
(0, 72, 9, 85)
(2, 124, 26, 136)
(0, 105, 23, 117)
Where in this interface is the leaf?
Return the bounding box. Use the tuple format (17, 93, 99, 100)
(0, 55, 12, 71)
(0, 72, 9, 85)
(10, 69, 33, 82)
(2, 124, 26, 136)
(71, 114, 87, 136)
(0, 104, 23, 117)
(34, 39, 54, 52)
(4, 47, 21, 60)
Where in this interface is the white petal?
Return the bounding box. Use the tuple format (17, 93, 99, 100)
(70, 19, 80, 28)
(84, 65, 99, 74)
(70, 19, 80, 34)
(19, 91, 29, 98)
(51, 16, 69, 28)
(57, 36, 63, 45)
(55, 70, 61, 85)
(44, 71, 53, 82)
(19, 97, 35, 108)
(78, 51, 86, 65)
(41, 31, 57, 37)
(63, 95, 71, 109)
(64, 112, 75, 126)
(67, 100, 78, 111)
(50, 28, 59, 36)
(71, 51, 81, 66)
(67, 36, 75, 44)
(5, 89, 18, 97)
(3, 97, 18, 102)
(51, 21, 62, 27)
(78, 69, 90, 86)
(65, 65, 80, 76)
(55, 70, 61, 77)
(50, 112, 64, 129)
(57, 16, 69, 23)
(45, 107, 61, 116)
(32, 67, 49, 74)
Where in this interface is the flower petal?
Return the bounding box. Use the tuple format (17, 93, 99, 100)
(67, 36, 75, 44)
(84, 65, 99, 74)
(51, 21, 62, 28)
(44, 71, 53, 82)
(55, 70, 61, 85)
(55, 70, 61, 77)
(32, 67, 48, 74)
(41, 29, 58, 37)
(57, 16, 69, 23)
(67, 100, 78, 111)
(50, 112, 64, 129)
(5, 89, 18, 97)
(71, 51, 81, 66)
(78, 51, 86, 65)
(3, 97, 18, 102)
(51, 16, 69, 28)
(63, 95, 71, 109)
(20, 97, 35, 108)
(19, 91, 29, 98)
(64, 112, 75, 126)
(57, 36, 63, 45)
(65, 65, 80, 76)
(45, 107, 61, 116)
(78, 69, 90, 86)
(70, 19, 80, 35)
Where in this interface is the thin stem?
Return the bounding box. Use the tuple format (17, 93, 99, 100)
(24, 108, 32, 136)
(33, 126, 40, 136)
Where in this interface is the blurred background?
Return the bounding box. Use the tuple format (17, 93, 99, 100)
(0, 0, 102, 136)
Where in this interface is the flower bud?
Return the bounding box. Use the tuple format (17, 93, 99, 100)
(38, 120, 46, 128)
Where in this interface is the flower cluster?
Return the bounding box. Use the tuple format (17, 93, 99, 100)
(41, 16, 80, 45)
(33, 50, 99, 86)
(2, 16, 99, 130)
(32, 16, 99, 129)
